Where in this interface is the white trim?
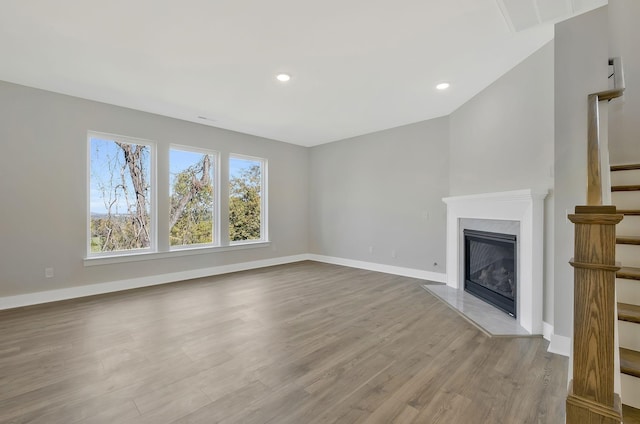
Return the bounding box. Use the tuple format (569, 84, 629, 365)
(229, 153, 268, 244)
(542, 321, 571, 357)
(543, 321, 553, 341)
(3, 254, 446, 311)
(308, 254, 447, 282)
(2, 254, 447, 310)
(0, 254, 308, 311)
(443, 188, 548, 335)
(4, 250, 567, 359)
(87, 131, 157, 257)
(169, 144, 219, 248)
(84, 241, 271, 266)
(548, 332, 571, 357)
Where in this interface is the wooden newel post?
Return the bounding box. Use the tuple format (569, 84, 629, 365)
(566, 206, 623, 424)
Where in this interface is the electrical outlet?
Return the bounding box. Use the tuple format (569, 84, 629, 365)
(368, 246, 374, 254)
(391, 249, 397, 258)
(45, 267, 54, 278)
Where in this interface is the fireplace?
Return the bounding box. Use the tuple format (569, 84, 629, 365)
(443, 189, 547, 335)
(464, 229, 517, 317)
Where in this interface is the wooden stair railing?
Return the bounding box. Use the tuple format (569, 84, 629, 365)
(566, 57, 625, 424)
(566, 206, 623, 423)
(586, 58, 625, 206)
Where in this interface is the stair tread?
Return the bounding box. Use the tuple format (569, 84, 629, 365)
(609, 167, 640, 417)
(619, 303, 640, 323)
(621, 348, 640, 378)
(624, 404, 640, 424)
(619, 266, 640, 281)
(618, 236, 640, 245)
(612, 185, 640, 192)
(611, 163, 640, 171)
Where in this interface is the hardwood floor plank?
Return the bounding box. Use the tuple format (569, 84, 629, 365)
(0, 261, 568, 423)
(22, 396, 140, 424)
(624, 404, 640, 424)
(173, 379, 269, 424)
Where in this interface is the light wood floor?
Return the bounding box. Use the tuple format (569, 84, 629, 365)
(0, 261, 568, 423)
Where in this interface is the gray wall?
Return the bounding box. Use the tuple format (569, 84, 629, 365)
(554, 6, 610, 337)
(608, 0, 640, 164)
(448, 42, 555, 324)
(449, 42, 554, 196)
(1, 12, 616, 342)
(0, 81, 309, 297)
(309, 118, 449, 272)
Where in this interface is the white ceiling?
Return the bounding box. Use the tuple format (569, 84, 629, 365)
(0, 0, 606, 146)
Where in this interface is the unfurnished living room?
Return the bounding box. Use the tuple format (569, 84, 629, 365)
(1, 1, 640, 423)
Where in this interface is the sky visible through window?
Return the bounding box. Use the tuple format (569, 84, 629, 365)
(229, 157, 259, 179)
(91, 140, 259, 215)
(90, 137, 150, 216)
(169, 149, 211, 192)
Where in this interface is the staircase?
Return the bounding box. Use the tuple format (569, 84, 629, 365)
(611, 163, 640, 419)
(565, 57, 635, 423)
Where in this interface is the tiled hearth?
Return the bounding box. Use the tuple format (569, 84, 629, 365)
(421, 283, 531, 336)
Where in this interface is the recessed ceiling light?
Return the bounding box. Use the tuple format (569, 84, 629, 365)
(276, 73, 291, 82)
(436, 82, 450, 90)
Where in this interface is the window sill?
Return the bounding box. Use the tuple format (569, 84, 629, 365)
(84, 241, 271, 267)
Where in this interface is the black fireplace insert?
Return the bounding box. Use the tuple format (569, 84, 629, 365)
(464, 229, 517, 317)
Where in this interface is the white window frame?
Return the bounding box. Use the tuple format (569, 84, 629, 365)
(169, 144, 220, 250)
(87, 131, 157, 258)
(84, 133, 271, 266)
(229, 154, 268, 244)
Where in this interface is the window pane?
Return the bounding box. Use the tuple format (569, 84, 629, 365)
(229, 157, 263, 242)
(170, 149, 215, 246)
(89, 137, 152, 253)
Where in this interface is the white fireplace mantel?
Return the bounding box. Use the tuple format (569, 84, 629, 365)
(442, 189, 548, 335)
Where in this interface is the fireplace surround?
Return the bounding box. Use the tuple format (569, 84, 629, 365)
(443, 189, 547, 335)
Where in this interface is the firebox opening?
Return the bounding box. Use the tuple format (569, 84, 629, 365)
(464, 229, 517, 318)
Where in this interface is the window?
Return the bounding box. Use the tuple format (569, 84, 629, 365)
(229, 155, 266, 243)
(88, 133, 155, 254)
(169, 147, 217, 247)
(87, 132, 268, 261)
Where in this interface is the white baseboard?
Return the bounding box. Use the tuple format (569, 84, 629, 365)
(308, 254, 447, 283)
(0, 254, 309, 311)
(543, 322, 571, 357)
(548, 331, 571, 357)
(543, 321, 553, 342)
(0, 254, 452, 311)
(1, 252, 573, 356)
(3, 251, 574, 358)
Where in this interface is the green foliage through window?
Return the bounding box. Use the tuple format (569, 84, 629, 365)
(170, 149, 215, 246)
(229, 157, 263, 242)
(89, 133, 267, 257)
